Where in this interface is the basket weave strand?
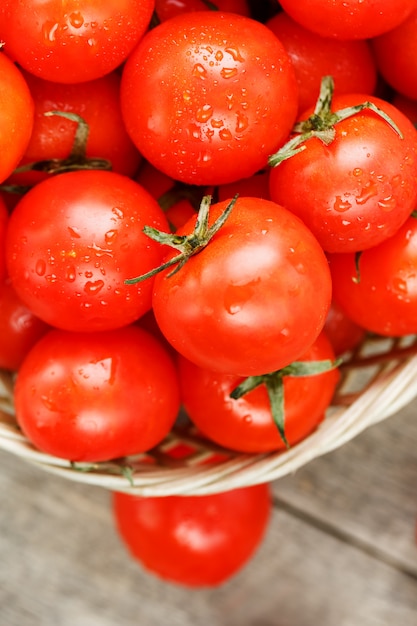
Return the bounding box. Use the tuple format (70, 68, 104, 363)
(1, 334, 417, 496)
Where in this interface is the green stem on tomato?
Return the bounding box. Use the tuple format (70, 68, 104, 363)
(268, 75, 403, 168)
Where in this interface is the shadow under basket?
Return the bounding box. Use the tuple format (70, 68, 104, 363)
(1, 333, 417, 497)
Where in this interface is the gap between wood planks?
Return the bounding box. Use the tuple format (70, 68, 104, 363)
(272, 494, 417, 581)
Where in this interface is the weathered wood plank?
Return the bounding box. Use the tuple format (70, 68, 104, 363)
(274, 399, 417, 575)
(0, 436, 416, 626)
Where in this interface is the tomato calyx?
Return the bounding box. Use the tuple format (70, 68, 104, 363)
(268, 76, 403, 167)
(230, 358, 341, 448)
(125, 194, 238, 284)
(14, 111, 112, 176)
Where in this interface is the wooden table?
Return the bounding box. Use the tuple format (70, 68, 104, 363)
(1, 398, 416, 626)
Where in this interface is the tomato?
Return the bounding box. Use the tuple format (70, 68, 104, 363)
(120, 12, 298, 186)
(112, 483, 271, 587)
(14, 325, 180, 462)
(178, 332, 339, 453)
(269, 93, 417, 254)
(392, 93, 417, 126)
(6, 70, 142, 187)
(0, 279, 51, 372)
(0, 0, 155, 83)
(324, 301, 366, 357)
(278, 0, 417, 40)
(0, 197, 8, 283)
(6, 170, 170, 332)
(371, 8, 417, 101)
(328, 215, 417, 337)
(149, 196, 332, 376)
(154, 0, 251, 22)
(216, 169, 271, 203)
(266, 11, 377, 114)
(0, 52, 34, 184)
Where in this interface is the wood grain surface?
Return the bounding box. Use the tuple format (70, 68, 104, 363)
(0, 400, 416, 626)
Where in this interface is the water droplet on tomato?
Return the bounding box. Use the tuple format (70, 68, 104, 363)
(333, 196, 352, 212)
(68, 226, 81, 238)
(235, 113, 248, 133)
(225, 47, 244, 62)
(112, 207, 124, 220)
(84, 280, 104, 295)
(192, 63, 207, 79)
(378, 196, 396, 212)
(42, 21, 59, 43)
(220, 67, 238, 79)
(356, 181, 378, 205)
(68, 11, 84, 28)
(104, 229, 117, 244)
(35, 259, 46, 276)
(196, 105, 213, 123)
(219, 128, 232, 141)
(65, 266, 76, 282)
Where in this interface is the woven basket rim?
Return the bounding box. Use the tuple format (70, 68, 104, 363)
(1, 334, 417, 495)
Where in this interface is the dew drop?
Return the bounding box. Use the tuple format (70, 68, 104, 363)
(333, 196, 352, 212)
(112, 207, 124, 220)
(42, 21, 59, 43)
(192, 63, 207, 79)
(35, 259, 46, 276)
(68, 11, 84, 28)
(104, 229, 117, 244)
(225, 47, 244, 62)
(220, 67, 238, 79)
(65, 266, 76, 282)
(352, 168, 363, 177)
(68, 226, 81, 238)
(219, 128, 233, 141)
(378, 196, 396, 212)
(84, 280, 104, 295)
(196, 104, 213, 123)
(356, 181, 378, 205)
(235, 113, 248, 133)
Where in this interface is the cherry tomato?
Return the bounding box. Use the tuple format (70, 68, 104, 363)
(0, 279, 51, 371)
(150, 197, 332, 376)
(113, 483, 271, 587)
(178, 332, 339, 453)
(14, 325, 180, 462)
(278, 0, 417, 40)
(154, 0, 250, 21)
(266, 11, 377, 114)
(0, 0, 155, 83)
(269, 93, 417, 254)
(120, 12, 298, 186)
(6, 70, 142, 187)
(328, 215, 417, 336)
(371, 8, 417, 101)
(0, 52, 34, 184)
(6, 170, 170, 332)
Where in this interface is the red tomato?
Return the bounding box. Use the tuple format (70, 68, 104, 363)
(14, 325, 180, 462)
(120, 12, 298, 186)
(278, 0, 417, 40)
(324, 301, 366, 357)
(392, 93, 417, 126)
(150, 197, 332, 376)
(328, 215, 417, 336)
(113, 483, 271, 587)
(6, 70, 142, 187)
(0, 52, 34, 184)
(269, 94, 417, 254)
(371, 8, 417, 101)
(0, 279, 51, 371)
(154, 0, 251, 21)
(178, 332, 339, 453)
(0, 0, 155, 83)
(0, 197, 8, 283)
(216, 169, 271, 203)
(266, 12, 377, 114)
(6, 170, 170, 332)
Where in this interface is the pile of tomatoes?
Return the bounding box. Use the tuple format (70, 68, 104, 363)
(1, 0, 417, 587)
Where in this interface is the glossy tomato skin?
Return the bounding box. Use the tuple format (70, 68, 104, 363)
(0, 53, 34, 184)
(0, 0, 155, 84)
(113, 483, 271, 587)
(371, 8, 417, 101)
(121, 12, 298, 186)
(269, 94, 417, 254)
(328, 215, 417, 336)
(6, 170, 170, 332)
(266, 12, 377, 114)
(14, 325, 180, 462)
(152, 197, 332, 377)
(178, 332, 339, 453)
(0, 279, 51, 371)
(6, 70, 142, 187)
(278, 0, 417, 40)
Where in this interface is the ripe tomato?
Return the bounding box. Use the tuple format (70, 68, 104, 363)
(266, 12, 377, 114)
(0, 52, 34, 184)
(113, 483, 271, 587)
(278, 0, 417, 40)
(328, 215, 417, 336)
(324, 301, 366, 357)
(14, 325, 180, 462)
(0, 279, 51, 372)
(269, 93, 417, 254)
(149, 197, 332, 376)
(0, 197, 8, 283)
(371, 8, 417, 101)
(0, 0, 155, 83)
(120, 12, 298, 186)
(178, 332, 339, 453)
(6, 70, 142, 187)
(154, 0, 251, 21)
(6, 170, 170, 332)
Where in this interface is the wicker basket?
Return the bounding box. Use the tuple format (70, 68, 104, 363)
(1, 333, 417, 496)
